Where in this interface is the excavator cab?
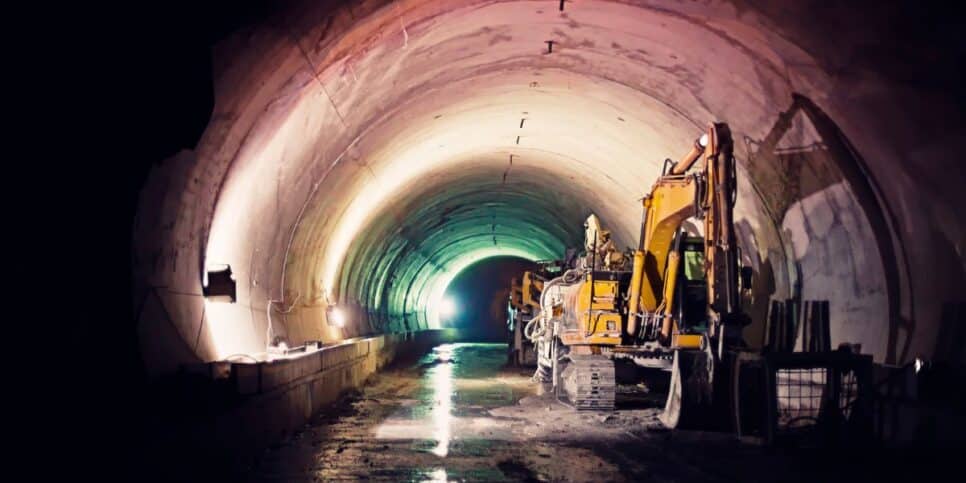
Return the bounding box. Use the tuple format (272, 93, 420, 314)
(673, 234, 709, 335)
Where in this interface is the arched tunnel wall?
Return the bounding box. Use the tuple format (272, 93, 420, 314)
(133, 0, 965, 377)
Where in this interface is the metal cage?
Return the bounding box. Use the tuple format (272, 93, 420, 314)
(733, 350, 874, 445)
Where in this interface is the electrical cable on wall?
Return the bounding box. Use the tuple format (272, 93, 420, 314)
(267, 292, 301, 351)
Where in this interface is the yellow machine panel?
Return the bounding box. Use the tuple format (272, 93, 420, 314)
(509, 277, 523, 309)
(577, 279, 619, 311)
(522, 271, 543, 308)
(558, 277, 623, 345)
(671, 333, 704, 350)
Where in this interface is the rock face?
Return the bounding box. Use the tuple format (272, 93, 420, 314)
(133, 0, 965, 375)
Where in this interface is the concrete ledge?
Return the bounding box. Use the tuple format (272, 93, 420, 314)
(189, 329, 459, 463)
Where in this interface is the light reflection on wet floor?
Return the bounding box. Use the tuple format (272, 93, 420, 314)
(373, 343, 524, 453)
(246, 342, 867, 482)
(247, 342, 668, 481)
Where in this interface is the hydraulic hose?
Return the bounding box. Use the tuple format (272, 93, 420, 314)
(523, 268, 584, 343)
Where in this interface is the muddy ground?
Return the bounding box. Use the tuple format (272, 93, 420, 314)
(241, 343, 933, 482)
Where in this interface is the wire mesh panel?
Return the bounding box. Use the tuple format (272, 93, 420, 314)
(776, 368, 827, 430)
(733, 351, 873, 445)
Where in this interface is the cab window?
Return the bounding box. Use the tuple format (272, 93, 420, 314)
(683, 250, 705, 281)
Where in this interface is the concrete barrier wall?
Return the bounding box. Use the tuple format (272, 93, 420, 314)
(187, 329, 459, 465)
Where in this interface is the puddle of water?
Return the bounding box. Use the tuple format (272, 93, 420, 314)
(410, 466, 509, 482)
(427, 345, 455, 457)
(416, 467, 449, 482)
(376, 343, 532, 457)
(447, 438, 495, 457)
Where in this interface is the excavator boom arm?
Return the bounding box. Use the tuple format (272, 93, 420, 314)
(627, 123, 741, 344)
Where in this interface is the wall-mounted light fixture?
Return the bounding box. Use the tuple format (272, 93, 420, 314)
(326, 304, 346, 327)
(203, 264, 236, 302)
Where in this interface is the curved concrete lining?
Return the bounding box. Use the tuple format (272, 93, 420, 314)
(133, 0, 965, 375)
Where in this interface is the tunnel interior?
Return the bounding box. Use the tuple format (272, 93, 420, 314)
(124, 0, 966, 478)
(136, 0, 965, 375)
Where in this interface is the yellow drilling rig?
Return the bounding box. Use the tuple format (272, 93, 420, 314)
(526, 122, 752, 428)
(507, 259, 577, 366)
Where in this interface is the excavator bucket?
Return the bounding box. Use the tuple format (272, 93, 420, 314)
(660, 348, 715, 429)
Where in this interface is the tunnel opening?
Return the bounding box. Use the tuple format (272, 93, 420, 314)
(118, 0, 966, 480)
(442, 255, 537, 342)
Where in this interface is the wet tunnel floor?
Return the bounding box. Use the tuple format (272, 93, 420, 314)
(245, 343, 897, 482)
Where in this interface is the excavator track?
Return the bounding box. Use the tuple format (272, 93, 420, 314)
(560, 355, 616, 410)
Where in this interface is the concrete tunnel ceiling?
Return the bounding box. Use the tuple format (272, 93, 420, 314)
(133, 0, 966, 374)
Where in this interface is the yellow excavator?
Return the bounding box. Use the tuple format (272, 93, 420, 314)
(527, 122, 751, 428)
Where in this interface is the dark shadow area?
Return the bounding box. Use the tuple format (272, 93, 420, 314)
(745, 94, 913, 363)
(443, 256, 537, 341)
(61, 3, 285, 480)
(934, 302, 966, 364)
(734, 218, 778, 348)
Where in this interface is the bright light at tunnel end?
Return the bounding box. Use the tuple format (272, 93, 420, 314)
(438, 296, 457, 320)
(425, 248, 543, 329)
